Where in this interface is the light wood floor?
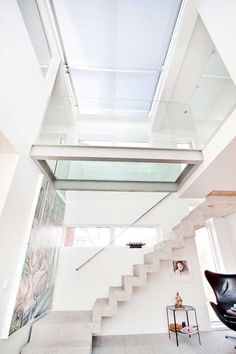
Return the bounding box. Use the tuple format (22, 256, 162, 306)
(93, 331, 236, 353)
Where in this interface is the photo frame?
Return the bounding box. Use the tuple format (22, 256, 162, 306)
(169, 258, 193, 283)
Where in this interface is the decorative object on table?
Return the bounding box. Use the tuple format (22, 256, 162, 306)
(180, 326, 198, 334)
(169, 323, 182, 332)
(126, 242, 146, 248)
(175, 292, 184, 308)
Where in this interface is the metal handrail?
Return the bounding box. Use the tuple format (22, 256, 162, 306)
(76, 193, 170, 271)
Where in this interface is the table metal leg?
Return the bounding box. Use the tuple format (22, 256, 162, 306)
(194, 309, 201, 345)
(173, 310, 179, 346)
(166, 307, 171, 339)
(186, 310, 191, 338)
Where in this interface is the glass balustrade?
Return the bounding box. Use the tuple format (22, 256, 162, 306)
(48, 160, 186, 183)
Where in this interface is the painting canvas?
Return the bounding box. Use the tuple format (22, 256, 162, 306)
(9, 179, 65, 335)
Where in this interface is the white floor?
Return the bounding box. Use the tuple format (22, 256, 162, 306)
(93, 331, 236, 353)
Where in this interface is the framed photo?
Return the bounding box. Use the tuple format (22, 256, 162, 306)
(169, 259, 192, 282)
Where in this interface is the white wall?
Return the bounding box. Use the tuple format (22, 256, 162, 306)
(0, 160, 43, 339)
(64, 192, 190, 236)
(0, 0, 60, 154)
(226, 212, 236, 251)
(52, 247, 150, 311)
(53, 239, 210, 334)
(180, 0, 236, 197)
(212, 212, 236, 273)
(0, 0, 61, 340)
(0, 153, 19, 218)
(0, 133, 19, 218)
(212, 217, 236, 273)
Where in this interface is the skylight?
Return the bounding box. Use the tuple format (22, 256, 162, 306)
(53, 0, 182, 116)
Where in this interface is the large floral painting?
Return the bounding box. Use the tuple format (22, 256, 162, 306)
(9, 179, 65, 335)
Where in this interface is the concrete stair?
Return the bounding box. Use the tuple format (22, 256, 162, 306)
(21, 193, 236, 354)
(21, 311, 93, 354)
(30, 311, 94, 342)
(91, 238, 180, 334)
(22, 237, 179, 354)
(21, 340, 92, 354)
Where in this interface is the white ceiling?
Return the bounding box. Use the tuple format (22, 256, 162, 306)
(0, 131, 16, 153)
(181, 137, 236, 197)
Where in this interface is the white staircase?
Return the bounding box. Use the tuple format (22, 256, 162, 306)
(21, 311, 94, 354)
(21, 193, 236, 354)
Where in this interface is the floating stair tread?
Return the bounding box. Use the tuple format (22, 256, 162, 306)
(122, 275, 140, 280)
(94, 298, 109, 308)
(110, 286, 124, 292)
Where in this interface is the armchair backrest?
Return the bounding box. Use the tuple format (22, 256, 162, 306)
(205, 270, 236, 307)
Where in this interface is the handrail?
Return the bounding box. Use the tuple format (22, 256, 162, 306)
(75, 193, 170, 271)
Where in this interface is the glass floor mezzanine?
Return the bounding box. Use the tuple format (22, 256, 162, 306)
(31, 145, 203, 192)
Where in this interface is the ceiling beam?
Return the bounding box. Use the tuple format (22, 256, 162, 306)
(53, 180, 178, 192)
(31, 144, 203, 164)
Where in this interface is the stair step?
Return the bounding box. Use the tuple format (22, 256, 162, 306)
(145, 262, 160, 273)
(122, 275, 145, 287)
(21, 340, 91, 354)
(93, 297, 117, 317)
(32, 311, 93, 324)
(93, 298, 109, 310)
(133, 264, 147, 278)
(144, 251, 169, 264)
(30, 311, 93, 342)
(109, 286, 131, 302)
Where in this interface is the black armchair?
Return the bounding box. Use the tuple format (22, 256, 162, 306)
(205, 270, 236, 343)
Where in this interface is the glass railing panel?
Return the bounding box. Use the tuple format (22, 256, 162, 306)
(36, 47, 236, 149)
(47, 160, 185, 183)
(37, 96, 236, 149)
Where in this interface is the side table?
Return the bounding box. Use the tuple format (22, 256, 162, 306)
(166, 305, 201, 347)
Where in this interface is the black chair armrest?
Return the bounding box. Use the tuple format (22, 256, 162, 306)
(223, 314, 236, 321)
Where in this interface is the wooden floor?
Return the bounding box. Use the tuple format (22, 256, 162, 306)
(93, 331, 236, 353)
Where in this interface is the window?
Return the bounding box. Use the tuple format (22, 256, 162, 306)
(195, 220, 224, 324)
(73, 227, 110, 247)
(114, 227, 160, 247)
(65, 226, 162, 248)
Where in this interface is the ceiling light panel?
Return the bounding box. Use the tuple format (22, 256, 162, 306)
(53, 0, 182, 116)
